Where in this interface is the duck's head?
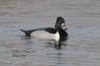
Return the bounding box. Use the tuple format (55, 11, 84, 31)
(55, 16, 67, 30)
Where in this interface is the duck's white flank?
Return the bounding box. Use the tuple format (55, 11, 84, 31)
(53, 31, 60, 44)
(31, 30, 60, 42)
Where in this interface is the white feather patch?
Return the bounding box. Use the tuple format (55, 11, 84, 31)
(31, 30, 60, 42)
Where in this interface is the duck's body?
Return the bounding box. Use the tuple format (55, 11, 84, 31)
(20, 16, 68, 49)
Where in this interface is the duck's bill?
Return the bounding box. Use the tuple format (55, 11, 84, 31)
(63, 27, 68, 30)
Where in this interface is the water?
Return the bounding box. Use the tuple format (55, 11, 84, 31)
(0, 0, 100, 66)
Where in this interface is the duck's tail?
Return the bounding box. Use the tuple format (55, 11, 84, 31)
(20, 29, 32, 37)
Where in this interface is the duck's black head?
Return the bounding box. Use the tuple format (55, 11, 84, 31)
(55, 16, 67, 30)
(55, 16, 68, 41)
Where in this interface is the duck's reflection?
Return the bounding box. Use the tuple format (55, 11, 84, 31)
(46, 50, 66, 66)
(45, 40, 67, 49)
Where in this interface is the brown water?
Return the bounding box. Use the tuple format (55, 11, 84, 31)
(0, 0, 100, 66)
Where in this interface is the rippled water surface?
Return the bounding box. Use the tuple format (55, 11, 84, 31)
(0, 0, 100, 66)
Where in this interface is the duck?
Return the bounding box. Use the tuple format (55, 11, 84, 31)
(20, 16, 68, 49)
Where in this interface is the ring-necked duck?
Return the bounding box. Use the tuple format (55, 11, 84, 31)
(20, 16, 68, 49)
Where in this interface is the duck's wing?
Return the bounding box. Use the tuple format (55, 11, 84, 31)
(20, 27, 57, 37)
(43, 27, 57, 34)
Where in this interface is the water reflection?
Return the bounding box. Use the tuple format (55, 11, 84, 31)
(0, 0, 13, 5)
(52, 52, 63, 65)
(12, 36, 35, 57)
(45, 41, 67, 49)
(46, 50, 67, 66)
